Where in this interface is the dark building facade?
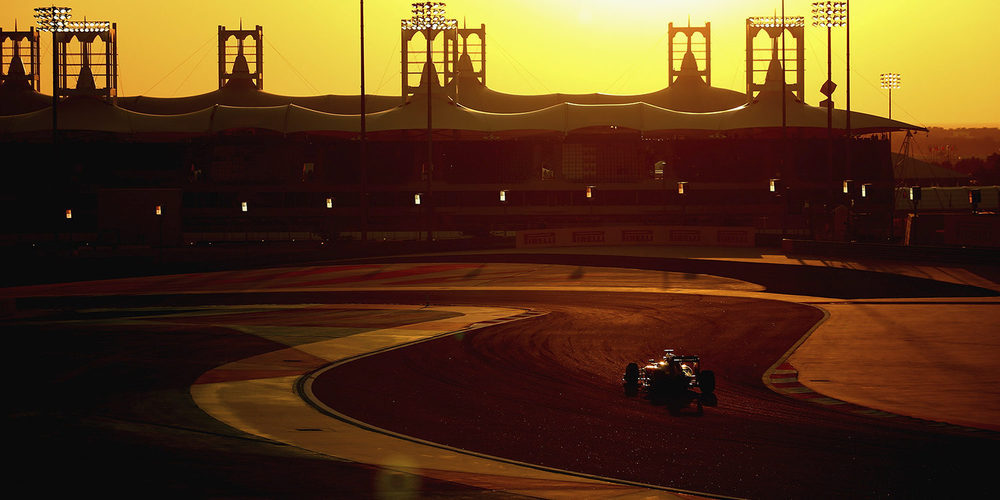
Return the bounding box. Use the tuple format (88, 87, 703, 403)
(0, 14, 919, 248)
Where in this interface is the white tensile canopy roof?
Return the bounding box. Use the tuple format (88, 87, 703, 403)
(0, 92, 924, 139)
(0, 92, 922, 139)
(0, 53, 924, 138)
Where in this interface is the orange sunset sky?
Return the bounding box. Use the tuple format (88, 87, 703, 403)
(2, 0, 998, 127)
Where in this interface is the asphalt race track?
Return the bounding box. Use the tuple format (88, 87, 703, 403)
(5, 254, 998, 498)
(8, 303, 515, 498)
(312, 290, 992, 499)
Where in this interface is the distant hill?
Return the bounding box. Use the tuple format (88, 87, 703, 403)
(893, 127, 1000, 162)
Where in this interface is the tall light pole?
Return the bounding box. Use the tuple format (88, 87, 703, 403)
(34, 7, 110, 140)
(880, 72, 900, 120)
(881, 72, 902, 242)
(32, 6, 71, 143)
(360, 0, 368, 242)
(781, 1, 788, 191)
(844, 1, 851, 181)
(812, 2, 846, 191)
(402, 2, 456, 242)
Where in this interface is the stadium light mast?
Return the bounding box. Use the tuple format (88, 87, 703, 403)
(880, 72, 900, 120)
(360, 0, 367, 242)
(882, 71, 905, 241)
(812, 2, 847, 190)
(402, 2, 457, 242)
(33, 6, 71, 142)
(812, 2, 846, 125)
(33, 6, 110, 141)
(844, 1, 851, 180)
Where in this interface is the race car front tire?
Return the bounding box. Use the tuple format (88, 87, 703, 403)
(699, 370, 716, 394)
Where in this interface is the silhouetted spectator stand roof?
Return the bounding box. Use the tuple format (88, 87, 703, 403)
(716, 51, 928, 137)
(446, 47, 748, 114)
(1, 49, 925, 138)
(115, 80, 400, 116)
(0, 96, 364, 139)
(114, 55, 399, 116)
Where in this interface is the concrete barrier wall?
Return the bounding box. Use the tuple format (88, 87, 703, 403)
(782, 238, 999, 263)
(516, 226, 755, 248)
(904, 213, 1000, 248)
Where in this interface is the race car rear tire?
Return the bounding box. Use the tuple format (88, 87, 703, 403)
(699, 370, 716, 394)
(623, 363, 640, 395)
(623, 363, 639, 384)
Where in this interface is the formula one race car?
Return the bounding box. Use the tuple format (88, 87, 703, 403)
(623, 349, 716, 413)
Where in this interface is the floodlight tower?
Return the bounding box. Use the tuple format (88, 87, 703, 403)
(360, 0, 368, 242)
(34, 6, 115, 139)
(812, 1, 846, 190)
(33, 6, 71, 140)
(402, 2, 457, 242)
(881, 72, 903, 185)
(844, 1, 851, 167)
(880, 72, 900, 120)
(811, 2, 846, 126)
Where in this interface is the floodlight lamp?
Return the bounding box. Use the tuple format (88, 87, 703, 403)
(63, 20, 110, 32)
(65, 209, 72, 219)
(404, 1, 457, 30)
(414, 193, 422, 205)
(880, 73, 901, 89)
(326, 197, 334, 209)
(34, 6, 72, 22)
(811, 1, 847, 27)
(751, 16, 805, 28)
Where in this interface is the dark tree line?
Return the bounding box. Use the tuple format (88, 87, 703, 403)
(939, 153, 1000, 185)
